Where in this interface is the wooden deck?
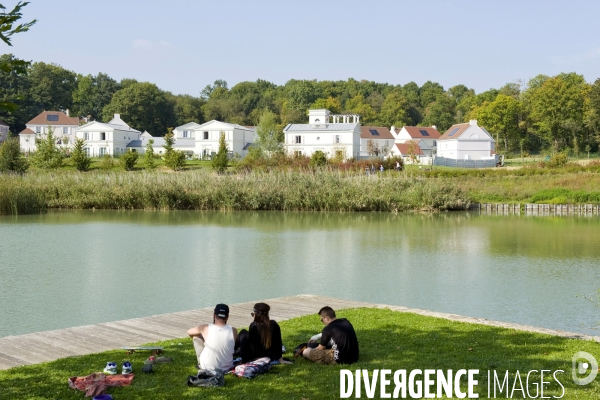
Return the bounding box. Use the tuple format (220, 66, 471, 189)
(1, 294, 598, 370)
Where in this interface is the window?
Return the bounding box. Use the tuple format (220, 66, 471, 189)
(419, 129, 430, 136)
(295, 135, 301, 144)
(100, 132, 106, 140)
(63, 127, 69, 135)
(294, 150, 303, 157)
(334, 135, 340, 144)
(46, 114, 59, 122)
(35, 127, 41, 134)
(369, 129, 380, 136)
(336, 150, 343, 159)
(183, 130, 188, 138)
(84, 133, 89, 140)
(203, 131, 209, 140)
(84, 147, 90, 157)
(99, 147, 106, 156)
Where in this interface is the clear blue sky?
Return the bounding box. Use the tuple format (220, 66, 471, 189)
(8, 0, 600, 96)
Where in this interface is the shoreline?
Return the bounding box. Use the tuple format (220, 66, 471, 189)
(1, 294, 598, 371)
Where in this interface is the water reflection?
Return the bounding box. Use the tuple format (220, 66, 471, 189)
(0, 211, 598, 337)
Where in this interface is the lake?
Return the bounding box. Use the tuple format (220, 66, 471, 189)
(0, 210, 598, 337)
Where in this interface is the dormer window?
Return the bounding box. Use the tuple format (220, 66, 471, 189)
(183, 130, 189, 138)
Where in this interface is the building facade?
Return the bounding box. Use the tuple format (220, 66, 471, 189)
(19, 111, 79, 153)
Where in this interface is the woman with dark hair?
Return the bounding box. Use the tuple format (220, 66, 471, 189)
(237, 302, 291, 364)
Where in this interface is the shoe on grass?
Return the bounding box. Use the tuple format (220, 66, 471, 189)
(103, 362, 117, 375)
(293, 343, 308, 358)
(122, 361, 132, 374)
(144, 356, 156, 365)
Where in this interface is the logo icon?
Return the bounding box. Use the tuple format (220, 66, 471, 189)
(572, 351, 598, 385)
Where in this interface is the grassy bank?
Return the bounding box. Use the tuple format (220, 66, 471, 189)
(2, 162, 600, 215)
(0, 169, 469, 215)
(0, 308, 598, 399)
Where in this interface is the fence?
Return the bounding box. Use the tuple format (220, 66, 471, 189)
(469, 203, 600, 216)
(434, 157, 497, 168)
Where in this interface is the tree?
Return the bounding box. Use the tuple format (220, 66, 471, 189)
(0, 137, 28, 173)
(422, 93, 456, 131)
(72, 73, 120, 120)
(475, 95, 522, 151)
(0, 1, 36, 113)
(344, 94, 375, 123)
(524, 73, 588, 151)
(28, 62, 77, 112)
(142, 139, 155, 169)
(30, 127, 63, 169)
(254, 109, 283, 158)
(407, 141, 421, 165)
(162, 130, 185, 170)
(419, 81, 445, 108)
(309, 96, 341, 114)
(70, 138, 90, 171)
(120, 150, 138, 171)
(379, 92, 410, 127)
(211, 131, 229, 173)
(102, 82, 175, 134)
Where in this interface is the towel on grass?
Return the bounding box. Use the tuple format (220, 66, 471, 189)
(68, 372, 134, 397)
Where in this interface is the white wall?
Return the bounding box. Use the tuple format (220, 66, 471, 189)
(285, 128, 360, 159)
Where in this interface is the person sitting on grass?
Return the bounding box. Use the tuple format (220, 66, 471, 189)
(237, 302, 291, 364)
(300, 306, 359, 365)
(187, 303, 237, 371)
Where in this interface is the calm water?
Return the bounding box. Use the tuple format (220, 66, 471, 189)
(0, 210, 598, 338)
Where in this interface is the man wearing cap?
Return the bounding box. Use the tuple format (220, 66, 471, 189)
(187, 303, 238, 371)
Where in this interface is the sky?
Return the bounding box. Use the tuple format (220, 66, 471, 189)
(6, 0, 600, 96)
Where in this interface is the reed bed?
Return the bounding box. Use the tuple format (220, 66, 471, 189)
(0, 169, 469, 215)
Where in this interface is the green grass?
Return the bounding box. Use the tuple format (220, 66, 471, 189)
(1, 308, 599, 399)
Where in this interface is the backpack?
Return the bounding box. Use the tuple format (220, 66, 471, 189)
(187, 368, 225, 388)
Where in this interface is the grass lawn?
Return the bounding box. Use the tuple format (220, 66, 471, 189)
(1, 308, 599, 399)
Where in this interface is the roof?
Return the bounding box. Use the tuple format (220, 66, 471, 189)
(108, 114, 130, 128)
(438, 123, 470, 140)
(284, 123, 359, 132)
(19, 128, 35, 135)
(76, 120, 140, 133)
(196, 119, 255, 132)
(401, 126, 441, 139)
(26, 111, 79, 126)
(395, 142, 424, 156)
(360, 126, 395, 139)
(0, 119, 8, 127)
(243, 142, 253, 150)
(126, 137, 195, 148)
(174, 138, 195, 147)
(174, 122, 201, 130)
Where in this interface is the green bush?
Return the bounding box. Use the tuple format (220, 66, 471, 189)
(119, 151, 138, 171)
(0, 137, 29, 173)
(211, 132, 229, 174)
(164, 150, 186, 171)
(309, 150, 327, 168)
(100, 154, 114, 170)
(30, 128, 63, 169)
(70, 138, 90, 172)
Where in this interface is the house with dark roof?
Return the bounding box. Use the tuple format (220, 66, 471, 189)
(0, 119, 9, 143)
(436, 120, 496, 166)
(359, 126, 395, 158)
(283, 109, 361, 160)
(19, 111, 80, 153)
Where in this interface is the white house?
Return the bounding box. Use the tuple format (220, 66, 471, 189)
(18, 110, 79, 153)
(187, 120, 255, 159)
(359, 126, 395, 158)
(283, 109, 361, 160)
(389, 140, 430, 164)
(173, 122, 201, 140)
(392, 126, 441, 156)
(437, 120, 495, 160)
(75, 114, 140, 157)
(0, 119, 9, 143)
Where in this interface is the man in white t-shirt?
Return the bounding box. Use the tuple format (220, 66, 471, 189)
(187, 303, 238, 371)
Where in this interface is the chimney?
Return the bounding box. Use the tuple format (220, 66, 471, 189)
(66, 109, 70, 117)
(114, 114, 120, 119)
(432, 125, 437, 130)
(469, 119, 477, 127)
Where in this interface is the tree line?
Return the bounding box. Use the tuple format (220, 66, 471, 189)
(1, 53, 600, 156)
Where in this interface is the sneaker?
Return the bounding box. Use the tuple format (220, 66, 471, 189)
(103, 362, 117, 375)
(122, 361, 132, 374)
(293, 343, 308, 358)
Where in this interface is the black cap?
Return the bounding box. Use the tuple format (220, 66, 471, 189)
(214, 304, 229, 318)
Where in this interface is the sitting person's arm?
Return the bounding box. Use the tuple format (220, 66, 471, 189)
(187, 324, 208, 338)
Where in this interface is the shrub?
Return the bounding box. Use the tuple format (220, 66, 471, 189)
(70, 138, 90, 172)
(143, 139, 156, 170)
(0, 137, 29, 173)
(165, 150, 186, 171)
(30, 128, 63, 169)
(310, 151, 327, 168)
(120, 150, 138, 171)
(100, 154, 114, 170)
(212, 132, 229, 174)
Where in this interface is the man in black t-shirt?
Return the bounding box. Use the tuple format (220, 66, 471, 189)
(301, 306, 359, 365)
